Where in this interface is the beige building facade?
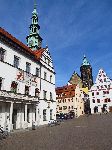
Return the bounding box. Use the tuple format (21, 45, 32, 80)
(56, 84, 84, 118)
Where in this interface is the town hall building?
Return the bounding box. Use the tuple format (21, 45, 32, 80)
(0, 2, 56, 131)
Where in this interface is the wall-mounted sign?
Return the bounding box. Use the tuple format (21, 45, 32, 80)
(16, 70, 38, 87)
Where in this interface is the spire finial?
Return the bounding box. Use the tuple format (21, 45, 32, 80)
(84, 54, 86, 58)
(34, 0, 37, 9)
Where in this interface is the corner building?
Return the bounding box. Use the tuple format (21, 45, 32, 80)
(0, 3, 56, 131)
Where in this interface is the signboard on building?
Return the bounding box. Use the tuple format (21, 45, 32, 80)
(16, 70, 38, 86)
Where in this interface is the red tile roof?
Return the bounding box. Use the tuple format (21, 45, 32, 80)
(56, 84, 77, 98)
(33, 48, 45, 60)
(0, 27, 45, 60)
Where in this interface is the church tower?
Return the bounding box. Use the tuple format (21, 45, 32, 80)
(80, 55, 93, 89)
(26, 1, 42, 50)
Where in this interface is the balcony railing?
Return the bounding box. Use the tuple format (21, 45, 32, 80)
(0, 90, 38, 102)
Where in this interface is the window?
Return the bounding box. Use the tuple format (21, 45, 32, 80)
(43, 90, 47, 99)
(50, 75, 52, 83)
(108, 98, 110, 102)
(104, 78, 106, 82)
(26, 62, 31, 73)
(68, 106, 70, 109)
(104, 85, 107, 88)
(43, 109, 47, 121)
(44, 57, 46, 63)
(50, 109, 53, 120)
(103, 91, 106, 95)
(44, 72, 47, 80)
(96, 92, 99, 95)
(50, 92, 53, 100)
(13, 55, 19, 68)
(58, 100, 61, 103)
(92, 99, 95, 103)
(36, 68, 39, 77)
(63, 106, 67, 110)
(59, 107, 62, 110)
(25, 85, 29, 95)
(0, 78, 3, 90)
(48, 59, 50, 66)
(27, 109, 30, 122)
(104, 99, 107, 103)
(0, 48, 5, 62)
(35, 88, 39, 97)
(71, 106, 74, 109)
(97, 99, 100, 103)
(92, 92, 94, 96)
(107, 91, 109, 94)
(11, 81, 18, 93)
(68, 99, 70, 102)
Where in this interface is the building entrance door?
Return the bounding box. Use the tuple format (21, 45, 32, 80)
(12, 109, 17, 129)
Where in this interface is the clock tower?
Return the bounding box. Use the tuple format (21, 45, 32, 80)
(80, 55, 93, 89)
(26, 1, 42, 50)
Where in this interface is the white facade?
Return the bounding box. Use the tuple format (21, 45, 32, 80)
(89, 69, 112, 114)
(0, 28, 56, 131)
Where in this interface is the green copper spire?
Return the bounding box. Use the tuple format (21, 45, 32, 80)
(32, 0, 37, 15)
(34, 0, 37, 9)
(26, 0, 42, 50)
(82, 55, 90, 66)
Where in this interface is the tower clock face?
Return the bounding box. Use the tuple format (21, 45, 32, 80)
(29, 40, 33, 46)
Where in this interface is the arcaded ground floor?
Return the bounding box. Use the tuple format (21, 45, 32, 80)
(0, 113, 112, 150)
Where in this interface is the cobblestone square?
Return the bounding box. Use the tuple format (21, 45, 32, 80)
(1, 114, 112, 150)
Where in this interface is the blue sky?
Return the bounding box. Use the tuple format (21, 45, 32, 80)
(0, 0, 112, 87)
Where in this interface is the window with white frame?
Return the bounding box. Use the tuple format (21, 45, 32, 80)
(11, 81, 18, 93)
(26, 62, 31, 73)
(43, 90, 47, 99)
(0, 48, 5, 62)
(44, 72, 47, 80)
(36, 67, 39, 77)
(43, 109, 47, 121)
(0, 78, 3, 90)
(25, 85, 30, 95)
(35, 88, 39, 97)
(50, 109, 53, 120)
(50, 92, 53, 100)
(50, 75, 52, 83)
(13, 55, 19, 68)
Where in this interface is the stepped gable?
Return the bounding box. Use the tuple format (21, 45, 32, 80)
(95, 69, 112, 85)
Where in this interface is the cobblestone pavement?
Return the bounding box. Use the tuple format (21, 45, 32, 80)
(1, 114, 112, 150)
